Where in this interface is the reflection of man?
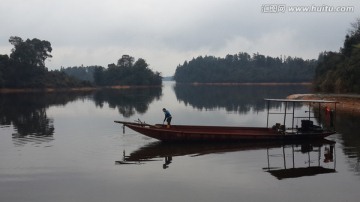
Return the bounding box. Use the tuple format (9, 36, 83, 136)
(163, 156, 172, 169)
(324, 145, 334, 163)
(162, 108, 172, 128)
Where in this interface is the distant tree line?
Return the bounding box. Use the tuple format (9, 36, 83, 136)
(314, 18, 360, 93)
(0, 36, 91, 88)
(0, 36, 162, 88)
(92, 55, 162, 86)
(61, 66, 99, 83)
(174, 53, 317, 83)
(60, 56, 162, 86)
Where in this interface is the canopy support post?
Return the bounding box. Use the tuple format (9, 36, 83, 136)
(266, 100, 270, 128)
(283, 102, 287, 128)
(292, 102, 295, 131)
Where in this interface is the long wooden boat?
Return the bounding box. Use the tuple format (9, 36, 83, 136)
(115, 99, 338, 142)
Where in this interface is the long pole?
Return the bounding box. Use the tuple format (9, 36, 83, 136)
(292, 102, 295, 131)
(283, 146, 286, 169)
(266, 100, 270, 128)
(318, 103, 321, 126)
(283, 102, 287, 128)
(334, 103, 337, 130)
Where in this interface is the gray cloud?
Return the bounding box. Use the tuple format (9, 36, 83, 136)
(0, 0, 359, 76)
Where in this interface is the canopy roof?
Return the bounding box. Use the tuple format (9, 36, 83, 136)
(267, 167, 336, 180)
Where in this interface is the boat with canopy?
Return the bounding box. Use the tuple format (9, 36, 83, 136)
(115, 99, 338, 142)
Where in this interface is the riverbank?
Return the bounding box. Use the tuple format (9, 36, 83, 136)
(0, 87, 98, 93)
(188, 82, 312, 86)
(0, 85, 164, 93)
(287, 94, 360, 114)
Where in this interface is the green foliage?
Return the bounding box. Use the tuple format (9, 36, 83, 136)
(61, 66, 100, 82)
(174, 52, 316, 83)
(9, 36, 52, 67)
(314, 18, 360, 93)
(0, 54, 10, 87)
(44, 70, 92, 88)
(94, 55, 162, 86)
(1, 38, 160, 88)
(0, 36, 92, 88)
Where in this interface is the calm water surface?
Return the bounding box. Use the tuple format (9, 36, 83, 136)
(1, 82, 360, 202)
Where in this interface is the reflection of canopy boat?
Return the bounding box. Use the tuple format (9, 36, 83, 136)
(115, 99, 338, 142)
(117, 140, 336, 177)
(265, 140, 336, 180)
(119, 139, 334, 162)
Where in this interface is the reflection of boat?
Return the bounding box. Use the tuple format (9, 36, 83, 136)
(115, 99, 338, 142)
(120, 141, 283, 162)
(265, 140, 336, 180)
(116, 139, 336, 175)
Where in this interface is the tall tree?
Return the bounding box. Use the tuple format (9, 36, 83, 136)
(315, 18, 360, 93)
(314, 18, 360, 93)
(341, 18, 360, 57)
(9, 36, 52, 67)
(1, 36, 91, 88)
(94, 55, 162, 86)
(117, 55, 134, 68)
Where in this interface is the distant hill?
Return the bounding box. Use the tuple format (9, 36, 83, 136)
(174, 52, 316, 83)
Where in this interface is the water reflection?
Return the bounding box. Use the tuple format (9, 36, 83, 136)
(335, 112, 360, 175)
(0, 92, 92, 129)
(315, 108, 360, 175)
(0, 88, 162, 146)
(93, 87, 162, 117)
(265, 140, 336, 180)
(0, 91, 93, 145)
(173, 84, 311, 113)
(117, 139, 336, 179)
(12, 133, 55, 147)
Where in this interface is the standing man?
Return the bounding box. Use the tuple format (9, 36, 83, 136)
(162, 108, 172, 128)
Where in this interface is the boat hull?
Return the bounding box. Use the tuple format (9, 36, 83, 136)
(119, 122, 335, 142)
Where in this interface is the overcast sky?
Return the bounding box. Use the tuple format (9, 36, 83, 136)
(0, 0, 359, 76)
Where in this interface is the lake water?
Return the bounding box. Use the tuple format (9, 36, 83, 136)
(1, 82, 360, 202)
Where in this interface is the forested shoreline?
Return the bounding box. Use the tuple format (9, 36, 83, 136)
(314, 18, 360, 93)
(174, 53, 316, 83)
(173, 18, 360, 94)
(61, 55, 162, 86)
(0, 37, 162, 89)
(0, 36, 92, 88)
